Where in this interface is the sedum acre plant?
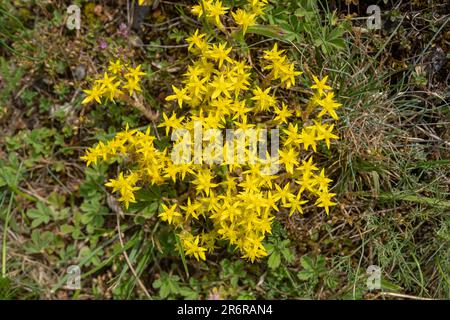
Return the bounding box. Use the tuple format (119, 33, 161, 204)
(82, 61, 146, 104)
(81, 0, 341, 262)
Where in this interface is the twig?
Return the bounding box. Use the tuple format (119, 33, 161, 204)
(141, 17, 181, 28)
(380, 292, 433, 300)
(131, 93, 161, 140)
(415, 125, 450, 146)
(141, 43, 188, 48)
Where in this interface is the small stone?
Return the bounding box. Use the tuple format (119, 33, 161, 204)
(129, 35, 144, 47)
(73, 64, 86, 80)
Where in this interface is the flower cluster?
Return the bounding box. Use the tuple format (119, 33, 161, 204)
(81, 125, 168, 208)
(81, 0, 342, 263)
(191, 0, 266, 32)
(82, 59, 146, 105)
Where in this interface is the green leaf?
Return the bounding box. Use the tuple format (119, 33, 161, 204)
(246, 25, 288, 40)
(175, 234, 189, 277)
(300, 255, 315, 271)
(25, 230, 55, 254)
(268, 251, 281, 269)
(27, 202, 51, 228)
(381, 278, 402, 291)
(316, 255, 326, 273)
(60, 224, 74, 234)
(327, 28, 346, 50)
(47, 192, 66, 208)
(297, 270, 315, 280)
(179, 287, 198, 300)
(325, 275, 339, 289)
(153, 272, 181, 299)
(0, 165, 22, 189)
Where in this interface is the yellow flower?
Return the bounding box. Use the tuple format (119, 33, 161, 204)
(158, 112, 185, 135)
(201, 232, 218, 253)
(96, 73, 123, 102)
(183, 235, 207, 261)
(207, 42, 233, 68)
(315, 191, 336, 215)
(297, 156, 319, 178)
(104, 80, 123, 102)
(191, 0, 212, 18)
(96, 72, 116, 88)
(317, 92, 342, 120)
(313, 121, 339, 149)
(282, 123, 302, 146)
(295, 158, 321, 194)
(251, 86, 276, 111)
(108, 59, 123, 75)
(123, 77, 142, 96)
(210, 74, 232, 99)
(191, 4, 204, 18)
(186, 29, 207, 52)
(165, 85, 191, 108)
(231, 100, 252, 120)
(247, 0, 268, 16)
(241, 237, 267, 262)
(187, 77, 207, 100)
(274, 102, 293, 124)
(80, 145, 102, 166)
(263, 43, 285, 62)
(217, 222, 238, 244)
(206, 0, 228, 27)
(82, 84, 104, 104)
(274, 182, 292, 206)
(313, 169, 333, 192)
(180, 197, 202, 220)
(299, 127, 320, 152)
(158, 204, 182, 225)
(285, 192, 308, 216)
(192, 169, 218, 195)
(278, 147, 299, 174)
(105, 172, 141, 209)
(232, 9, 256, 34)
(125, 65, 146, 81)
(310, 75, 332, 96)
(118, 189, 137, 209)
(281, 63, 302, 88)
